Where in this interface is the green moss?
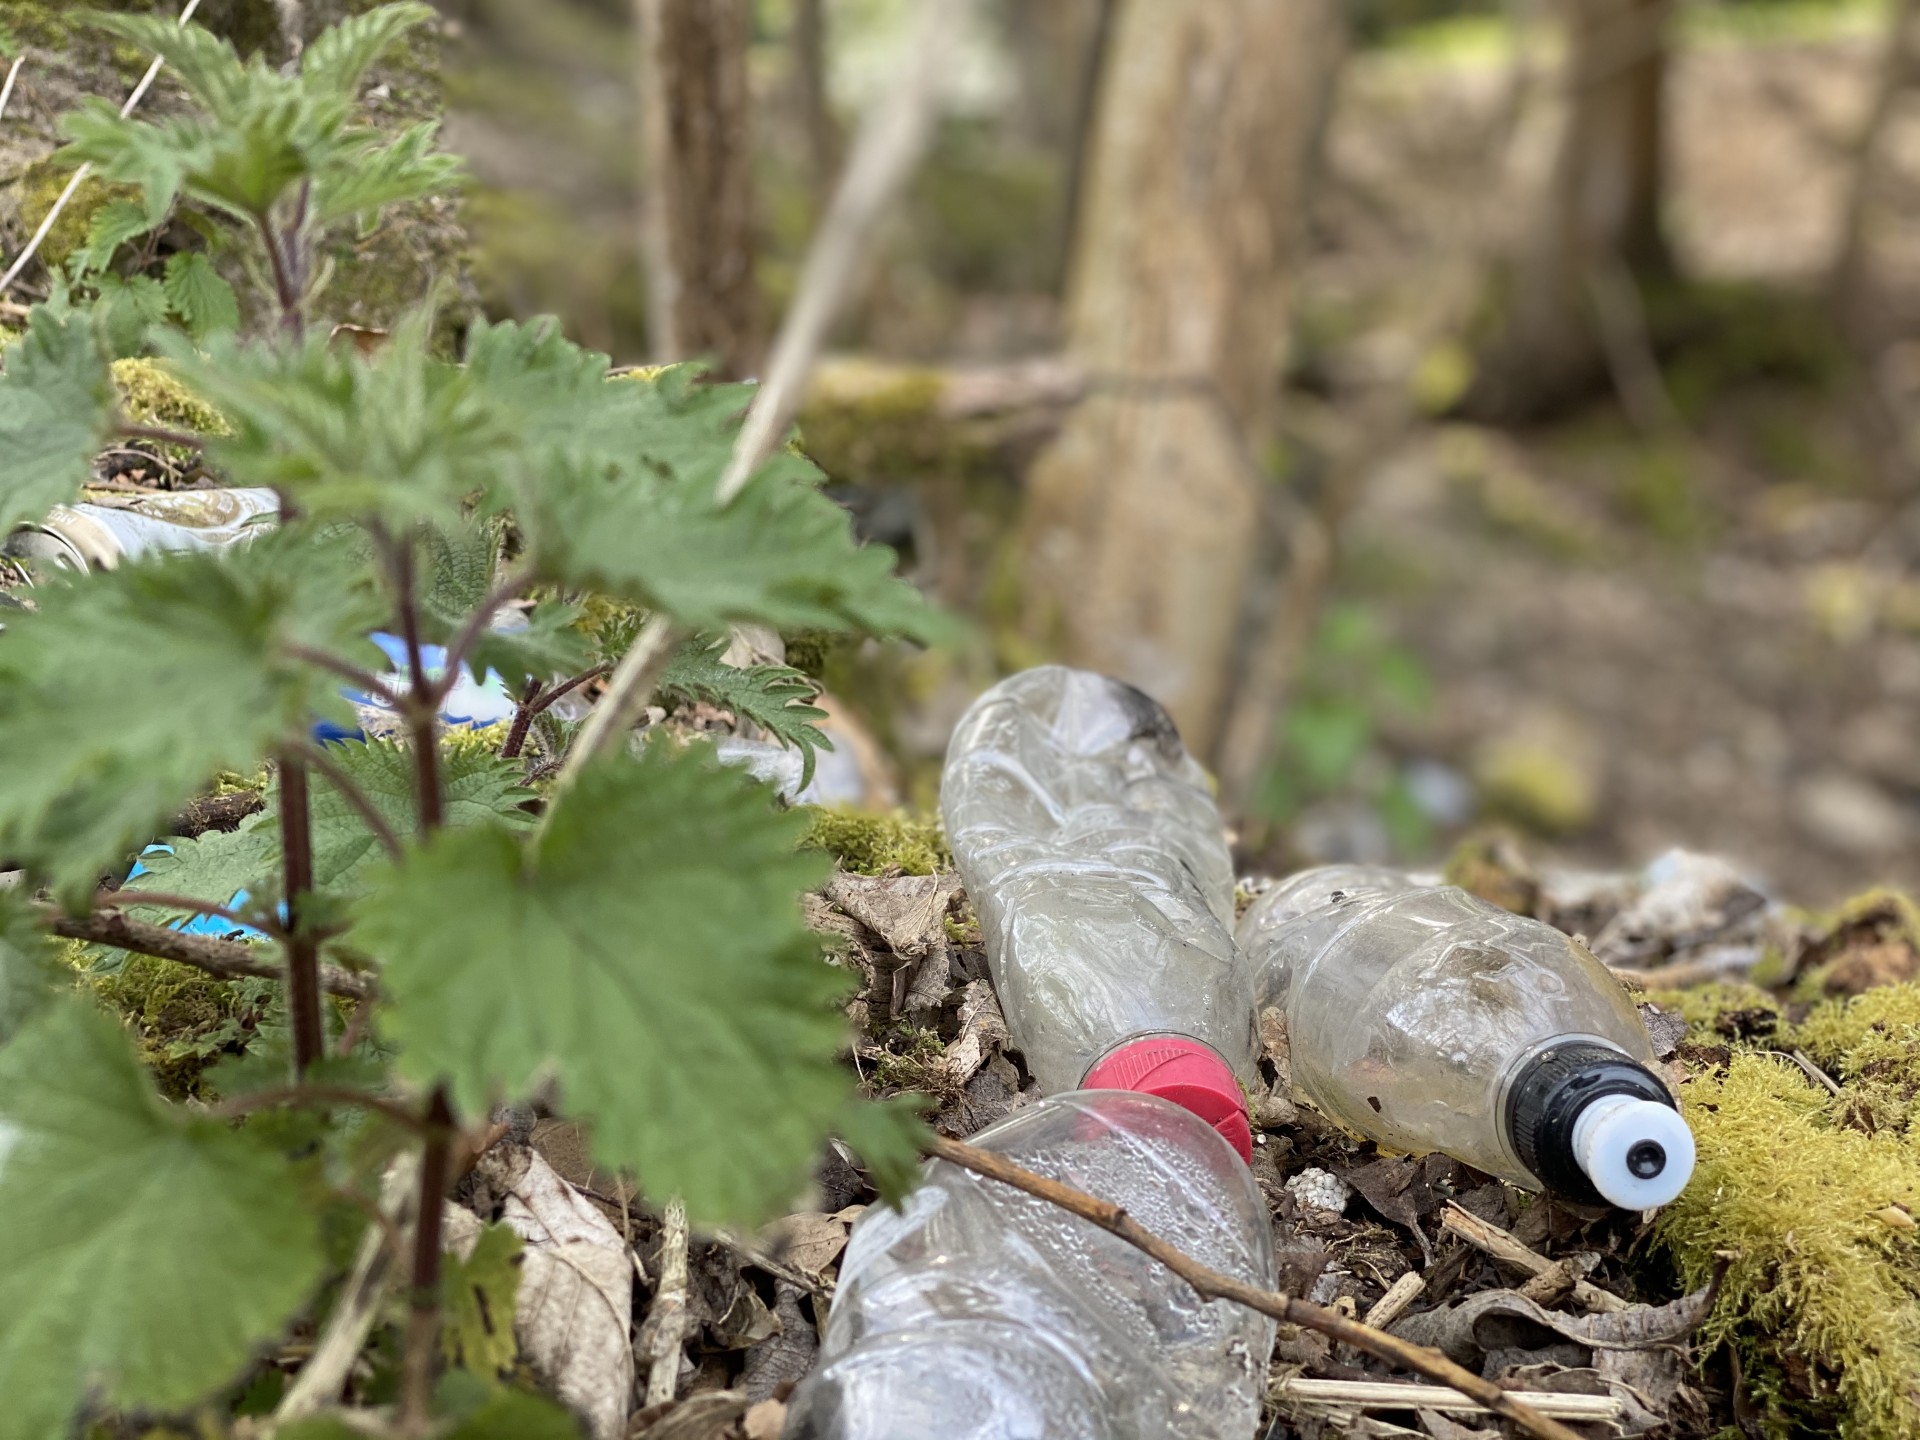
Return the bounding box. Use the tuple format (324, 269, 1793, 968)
(800, 805, 948, 877)
(1793, 889, 1920, 999)
(781, 629, 850, 680)
(796, 362, 951, 485)
(12, 160, 141, 273)
(1657, 1055, 1920, 1438)
(1441, 830, 1539, 916)
(80, 954, 271, 1099)
(1641, 981, 1782, 1046)
(111, 357, 230, 435)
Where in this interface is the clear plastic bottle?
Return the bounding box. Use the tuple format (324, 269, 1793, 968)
(940, 667, 1256, 1157)
(782, 1091, 1277, 1440)
(1237, 869, 1694, 1209)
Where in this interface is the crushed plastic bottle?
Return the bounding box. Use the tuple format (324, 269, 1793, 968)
(940, 667, 1257, 1158)
(783, 1090, 1277, 1440)
(1237, 868, 1694, 1208)
(3, 487, 280, 572)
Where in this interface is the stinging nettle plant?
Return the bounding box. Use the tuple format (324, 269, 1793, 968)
(0, 6, 937, 1435)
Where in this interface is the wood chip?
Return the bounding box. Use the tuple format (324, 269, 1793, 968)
(1440, 1202, 1629, 1313)
(1277, 1378, 1622, 1421)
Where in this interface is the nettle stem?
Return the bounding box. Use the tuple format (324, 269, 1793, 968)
(400, 1086, 455, 1435)
(277, 751, 326, 1077)
(382, 533, 444, 832)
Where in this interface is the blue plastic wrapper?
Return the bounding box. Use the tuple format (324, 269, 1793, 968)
(312, 631, 518, 744)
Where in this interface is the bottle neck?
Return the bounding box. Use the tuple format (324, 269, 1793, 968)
(1502, 1038, 1678, 1206)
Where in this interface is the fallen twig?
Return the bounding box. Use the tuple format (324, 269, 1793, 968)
(0, 55, 25, 124)
(1439, 1202, 1628, 1314)
(925, 1135, 1587, 1440)
(641, 1196, 690, 1407)
(44, 905, 374, 999)
(1276, 1377, 1622, 1421)
(0, 0, 204, 296)
(1361, 1270, 1426, 1331)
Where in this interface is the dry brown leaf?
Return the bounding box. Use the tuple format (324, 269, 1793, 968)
(742, 1398, 788, 1440)
(628, 1389, 748, 1440)
(825, 871, 958, 958)
(476, 1144, 634, 1440)
(763, 1208, 860, 1282)
(942, 979, 1009, 1084)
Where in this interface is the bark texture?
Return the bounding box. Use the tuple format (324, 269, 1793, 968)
(1019, 0, 1346, 756)
(1472, 0, 1675, 419)
(638, 0, 760, 376)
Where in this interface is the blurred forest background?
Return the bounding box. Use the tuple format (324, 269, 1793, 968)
(10, 0, 1920, 902)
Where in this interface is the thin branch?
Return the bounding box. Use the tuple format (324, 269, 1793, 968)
(116, 423, 209, 450)
(1439, 1202, 1629, 1314)
(0, 56, 26, 124)
(295, 739, 406, 861)
(275, 1153, 421, 1423)
(924, 1135, 1586, 1440)
(42, 905, 374, 999)
(713, 0, 978, 505)
(499, 677, 545, 763)
(547, 612, 678, 802)
(401, 1087, 455, 1436)
(428, 569, 529, 707)
(93, 889, 278, 940)
(0, 0, 204, 296)
(502, 661, 613, 763)
(287, 643, 405, 708)
(213, 1083, 430, 1137)
(642, 1196, 690, 1406)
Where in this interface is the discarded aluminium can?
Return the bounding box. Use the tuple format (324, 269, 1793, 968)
(2, 487, 280, 573)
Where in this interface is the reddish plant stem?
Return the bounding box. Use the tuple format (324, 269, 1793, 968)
(387, 536, 444, 833)
(499, 663, 612, 761)
(286, 642, 406, 708)
(213, 1083, 429, 1136)
(277, 752, 326, 1078)
(401, 1086, 455, 1434)
(429, 570, 529, 707)
(295, 739, 405, 861)
(255, 208, 303, 336)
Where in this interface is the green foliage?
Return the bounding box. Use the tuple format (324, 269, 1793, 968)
(62, 5, 458, 231)
(800, 806, 949, 877)
(162, 250, 241, 340)
(0, 1002, 326, 1437)
(0, 535, 381, 892)
(1657, 1055, 1920, 1438)
(112, 356, 229, 434)
(1256, 602, 1435, 854)
(358, 746, 921, 1223)
(0, 891, 59, 1044)
(441, 1224, 522, 1379)
(0, 306, 116, 533)
(83, 953, 277, 1099)
(661, 636, 831, 788)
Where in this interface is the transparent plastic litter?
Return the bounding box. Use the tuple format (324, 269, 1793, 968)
(939, 667, 1257, 1150)
(782, 1091, 1277, 1440)
(1236, 868, 1694, 1208)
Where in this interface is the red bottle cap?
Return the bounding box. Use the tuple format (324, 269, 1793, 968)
(1083, 1037, 1253, 1163)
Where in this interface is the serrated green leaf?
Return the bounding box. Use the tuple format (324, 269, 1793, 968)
(283, 739, 534, 895)
(94, 271, 171, 355)
(416, 523, 588, 692)
(58, 101, 198, 227)
(77, 197, 152, 275)
(300, 2, 436, 99)
(441, 1223, 521, 1378)
(0, 532, 384, 892)
(660, 638, 831, 790)
(834, 1091, 933, 1208)
(81, 12, 253, 120)
(311, 120, 464, 225)
(153, 320, 504, 528)
(358, 746, 859, 1223)
(116, 824, 278, 930)
(0, 306, 115, 535)
(0, 891, 60, 1045)
(0, 1000, 325, 1437)
(163, 250, 240, 340)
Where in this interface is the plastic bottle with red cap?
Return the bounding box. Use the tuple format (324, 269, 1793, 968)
(782, 1091, 1276, 1440)
(937, 665, 1258, 1157)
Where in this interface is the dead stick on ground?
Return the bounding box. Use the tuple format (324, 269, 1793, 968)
(925, 1135, 1586, 1440)
(642, 1196, 690, 1407)
(0, 0, 203, 295)
(1440, 1202, 1629, 1314)
(44, 906, 373, 999)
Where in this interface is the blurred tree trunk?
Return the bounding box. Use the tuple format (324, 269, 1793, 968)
(1019, 0, 1346, 757)
(1831, 0, 1920, 346)
(791, 0, 841, 197)
(637, 0, 761, 377)
(1470, 0, 1675, 420)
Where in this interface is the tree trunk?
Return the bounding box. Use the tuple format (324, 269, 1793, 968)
(1471, 0, 1675, 420)
(1831, 0, 1920, 347)
(637, 0, 761, 377)
(791, 0, 841, 199)
(1018, 0, 1346, 756)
